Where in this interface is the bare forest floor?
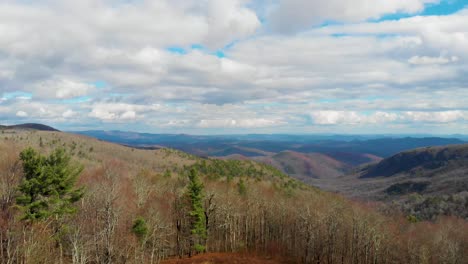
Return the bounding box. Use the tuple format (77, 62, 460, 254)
(161, 253, 295, 264)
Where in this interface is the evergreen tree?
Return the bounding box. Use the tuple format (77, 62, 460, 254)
(237, 178, 247, 196)
(132, 217, 149, 240)
(185, 168, 206, 254)
(164, 168, 172, 178)
(16, 147, 84, 221)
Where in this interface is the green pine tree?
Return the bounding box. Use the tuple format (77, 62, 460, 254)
(237, 178, 247, 196)
(132, 216, 149, 241)
(185, 168, 207, 254)
(16, 147, 84, 221)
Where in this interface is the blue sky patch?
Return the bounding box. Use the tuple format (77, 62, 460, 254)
(61, 96, 92, 104)
(370, 0, 467, 22)
(167, 46, 187, 54)
(189, 44, 227, 58)
(191, 44, 204, 50)
(215, 51, 226, 58)
(2, 91, 33, 100)
(422, 0, 467, 16)
(93, 81, 107, 89)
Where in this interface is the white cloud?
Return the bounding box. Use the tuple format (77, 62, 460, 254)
(32, 78, 95, 99)
(311, 111, 362, 125)
(88, 103, 162, 122)
(16, 111, 28, 117)
(201, 0, 261, 48)
(310, 110, 468, 125)
(267, 0, 439, 33)
(403, 111, 468, 123)
(408, 55, 459, 65)
(1, 1, 468, 133)
(198, 118, 284, 128)
(62, 109, 76, 118)
(315, 10, 468, 57)
(309, 111, 400, 125)
(0, 0, 259, 52)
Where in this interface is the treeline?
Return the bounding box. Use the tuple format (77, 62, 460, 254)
(186, 159, 285, 181)
(390, 192, 468, 221)
(1, 143, 467, 263)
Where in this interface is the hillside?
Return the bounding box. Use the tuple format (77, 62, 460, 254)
(1, 130, 467, 263)
(357, 144, 468, 196)
(361, 144, 468, 179)
(76, 130, 468, 184)
(218, 150, 381, 184)
(255, 151, 349, 181)
(295, 137, 466, 157)
(0, 129, 289, 186)
(0, 123, 59, 131)
(324, 144, 468, 220)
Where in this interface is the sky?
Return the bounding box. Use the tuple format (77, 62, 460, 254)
(0, 0, 468, 134)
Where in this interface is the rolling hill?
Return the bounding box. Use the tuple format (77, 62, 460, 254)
(357, 144, 468, 196)
(75, 129, 466, 183)
(255, 151, 350, 180)
(0, 123, 59, 131)
(1, 128, 467, 263)
(361, 144, 468, 179)
(323, 144, 468, 220)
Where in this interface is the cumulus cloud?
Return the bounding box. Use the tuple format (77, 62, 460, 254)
(0, 0, 259, 51)
(403, 111, 468, 123)
(33, 79, 95, 99)
(198, 118, 284, 128)
(315, 9, 468, 57)
(16, 111, 28, 117)
(310, 110, 468, 125)
(1, 1, 467, 133)
(267, 0, 439, 33)
(88, 103, 160, 122)
(311, 111, 362, 125)
(311, 111, 400, 125)
(62, 109, 77, 118)
(408, 55, 459, 65)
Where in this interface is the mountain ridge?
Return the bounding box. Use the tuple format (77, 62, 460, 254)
(0, 123, 59, 131)
(360, 144, 468, 179)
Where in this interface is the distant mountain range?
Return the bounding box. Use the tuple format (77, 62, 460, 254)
(4, 124, 468, 220)
(74, 130, 466, 180)
(75, 130, 466, 156)
(75, 130, 468, 220)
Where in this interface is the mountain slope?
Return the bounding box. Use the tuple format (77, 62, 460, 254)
(1, 129, 467, 262)
(255, 151, 349, 181)
(0, 123, 59, 131)
(336, 144, 468, 196)
(325, 144, 468, 220)
(361, 144, 468, 179)
(75, 130, 465, 182)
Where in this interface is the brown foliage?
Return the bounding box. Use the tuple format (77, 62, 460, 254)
(1, 132, 467, 264)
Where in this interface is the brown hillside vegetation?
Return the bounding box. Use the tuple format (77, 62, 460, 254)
(255, 151, 349, 180)
(1, 129, 467, 264)
(161, 253, 292, 264)
(320, 144, 468, 220)
(246, 151, 382, 185)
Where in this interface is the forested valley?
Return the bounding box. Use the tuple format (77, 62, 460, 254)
(1, 130, 467, 263)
